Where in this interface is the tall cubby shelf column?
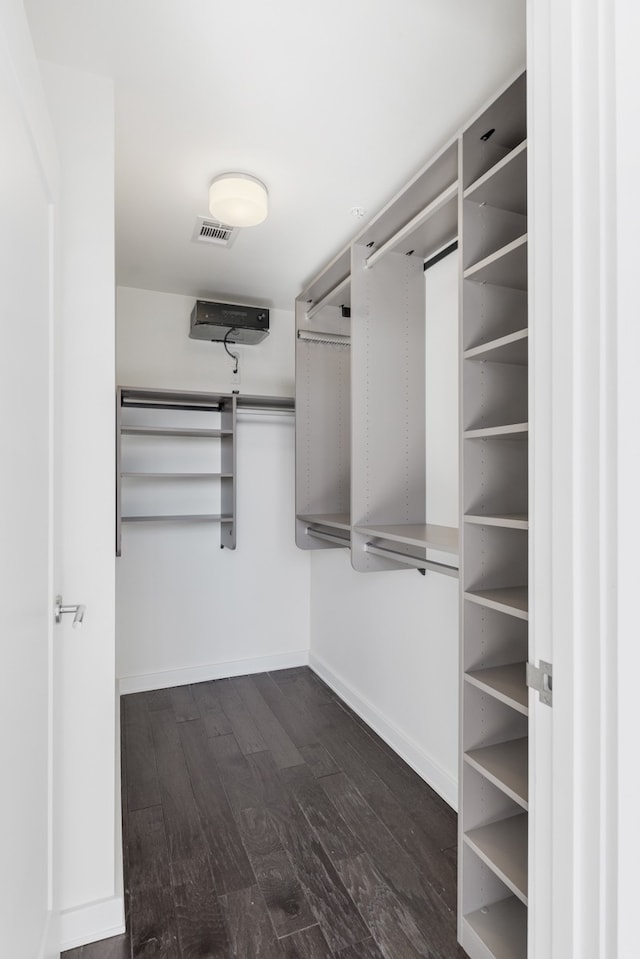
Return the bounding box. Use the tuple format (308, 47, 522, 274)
(458, 72, 529, 959)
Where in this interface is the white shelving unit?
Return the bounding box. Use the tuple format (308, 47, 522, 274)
(294, 67, 530, 959)
(117, 387, 293, 555)
(459, 71, 529, 958)
(295, 138, 460, 577)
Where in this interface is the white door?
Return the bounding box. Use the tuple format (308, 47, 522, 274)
(0, 4, 60, 957)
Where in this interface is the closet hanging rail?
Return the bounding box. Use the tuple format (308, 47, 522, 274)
(364, 181, 458, 269)
(364, 542, 459, 578)
(306, 526, 350, 548)
(305, 275, 351, 321)
(297, 330, 351, 347)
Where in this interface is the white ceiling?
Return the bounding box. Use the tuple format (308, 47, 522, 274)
(24, 0, 525, 309)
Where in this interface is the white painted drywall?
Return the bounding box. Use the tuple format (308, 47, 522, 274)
(41, 60, 121, 941)
(115, 288, 310, 687)
(309, 252, 459, 808)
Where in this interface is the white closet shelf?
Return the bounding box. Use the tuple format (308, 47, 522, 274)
(464, 813, 528, 904)
(465, 663, 528, 715)
(464, 140, 528, 214)
(464, 514, 528, 530)
(121, 513, 232, 524)
(121, 472, 231, 479)
(464, 586, 529, 620)
(464, 737, 528, 809)
(297, 513, 351, 532)
(464, 423, 528, 440)
(365, 182, 458, 268)
(462, 895, 527, 959)
(463, 234, 528, 291)
(121, 426, 232, 437)
(463, 329, 528, 365)
(353, 522, 458, 554)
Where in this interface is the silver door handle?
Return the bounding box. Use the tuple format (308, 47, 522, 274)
(54, 595, 86, 628)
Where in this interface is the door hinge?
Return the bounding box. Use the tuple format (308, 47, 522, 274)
(526, 660, 553, 707)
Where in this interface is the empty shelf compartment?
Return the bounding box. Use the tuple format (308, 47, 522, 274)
(464, 235, 528, 291)
(465, 737, 528, 809)
(464, 813, 528, 903)
(462, 895, 527, 959)
(465, 663, 528, 715)
(464, 586, 529, 620)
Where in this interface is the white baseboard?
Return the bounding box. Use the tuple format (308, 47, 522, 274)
(309, 651, 458, 810)
(118, 649, 310, 695)
(60, 895, 125, 952)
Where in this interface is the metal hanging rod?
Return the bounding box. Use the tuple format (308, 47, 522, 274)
(364, 181, 458, 270)
(365, 542, 459, 578)
(305, 275, 351, 321)
(297, 330, 351, 347)
(306, 526, 351, 548)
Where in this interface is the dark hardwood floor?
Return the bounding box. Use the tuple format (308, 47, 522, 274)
(64, 667, 465, 959)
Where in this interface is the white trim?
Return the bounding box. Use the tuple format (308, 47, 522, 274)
(36, 910, 59, 959)
(118, 649, 310, 695)
(309, 651, 457, 810)
(59, 894, 125, 952)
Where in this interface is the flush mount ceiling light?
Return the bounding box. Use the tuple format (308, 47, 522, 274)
(209, 173, 269, 228)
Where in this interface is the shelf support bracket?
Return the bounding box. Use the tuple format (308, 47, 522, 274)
(526, 659, 553, 707)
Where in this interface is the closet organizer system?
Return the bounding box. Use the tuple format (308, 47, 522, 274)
(115, 386, 294, 556)
(295, 72, 530, 959)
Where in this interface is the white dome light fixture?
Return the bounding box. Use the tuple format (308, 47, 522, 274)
(209, 173, 269, 228)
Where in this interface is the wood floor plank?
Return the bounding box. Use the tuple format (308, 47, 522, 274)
(165, 684, 200, 722)
(208, 733, 262, 812)
(191, 681, 234, 737)
(236, 805, 282, 858)
(128, 805, 171, 891)
(299, 743, 340, 779)
(320, 773, 457, 951)
(69, 935, 131, 959)
(281, 764, 362, 862)
(246, 750, 288, 807)
(250, 849, 317, 939)
(279, 924, 333, 959)
(337, 939, 386, 959)
(149, 709, 205, 863)
(250, 673, 320, 748)
(231, 676, 304, 769)
(217, 682, 268, 755)
(177, 719, 255, 894)
(130, 884, 180, 958)
(124, 715, 160, 812)
(145, 688, 173, 711)
(220, 886, 284, 959)
(335, 853, 433, 959)
(267, 794, 369, 953)
(170, 855, 230, 957)
(320, 725, 457, 911)
(122, 692, 150, 726)
(327, 702, 457, 848)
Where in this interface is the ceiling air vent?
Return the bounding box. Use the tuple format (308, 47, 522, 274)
(192, 216, 238, 248)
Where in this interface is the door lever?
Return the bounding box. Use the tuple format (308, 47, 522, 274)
(54, 595, 86, 628)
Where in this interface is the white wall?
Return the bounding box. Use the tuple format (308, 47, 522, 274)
(41, 61, 121, 948)
(309, 252, 460, 808)
(116, 288, 310, 688)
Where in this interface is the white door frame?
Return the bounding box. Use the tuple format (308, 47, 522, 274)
(529, 1, 639, 955)
(0, 2, 59, 956)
